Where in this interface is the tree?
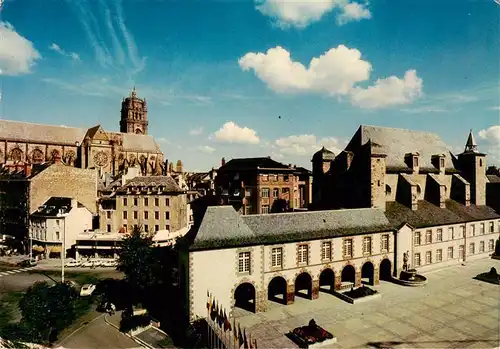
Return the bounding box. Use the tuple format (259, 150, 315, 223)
(18, 282, 77, 343)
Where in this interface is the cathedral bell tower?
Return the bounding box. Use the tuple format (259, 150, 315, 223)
(120, 87, 149, 134)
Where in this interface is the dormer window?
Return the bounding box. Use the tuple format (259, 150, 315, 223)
(413, 156, 419, 167)
(440, 158, 445, 168)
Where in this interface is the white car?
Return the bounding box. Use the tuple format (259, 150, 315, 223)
(65, 260, 80, 267)
(80, 284, 96, 296)
(82, 260, 94, 267)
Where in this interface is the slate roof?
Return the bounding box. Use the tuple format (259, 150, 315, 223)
(487, 175, 500, 183)
(0, 120, 161, 153)
(385, 200, 500, 228)
(118, 176, 184, 193)
(31, 197, 72, 217)
(219, 157, 291, 171)
(312, 147, 335, 161)
(0, 120, 86, 145)
(347, 125, 456, 170)
(188, 207, 392, 250)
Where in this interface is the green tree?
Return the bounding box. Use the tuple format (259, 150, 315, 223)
(18, 282, 77, 343)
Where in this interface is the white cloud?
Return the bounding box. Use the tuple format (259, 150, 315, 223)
(478, 125, 500, 164)
(49, 43, 81, 61)
(255, 0, 371, 28)
(488, 106, 500, 111)
(197, 145, 216, 154)
(0, 21, 41, 76)
(156, 137, 169, 144)
(337, 2, 371, 26)
(400, 106, 449, 114)
(213, 122, 260, 144)
(239, 45, 422, 109)
(274, 134, 344, 157)
(239, 45, 371, 96)
(349, 70, 423, 109)
(189, 127, 203, 136)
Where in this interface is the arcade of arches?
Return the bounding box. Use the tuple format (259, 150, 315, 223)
(233, 259, 393, 313)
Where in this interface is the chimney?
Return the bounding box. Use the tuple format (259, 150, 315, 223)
(221, 157, 226, 166)
(24, 164, 32, 177)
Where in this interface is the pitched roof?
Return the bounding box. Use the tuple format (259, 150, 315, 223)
(119, 175, 184, 193)
(31, 197, 72, 217)
(487, 174, 500, 184)
(188, 206, 392, 250)
(0, 120, 86, 145)
(111, 132, 161, 153)
(312, 147, 335, 161)
(347, 125, 456, 170)
(220, 157, 291, 171)
(385, 200, 500, 228)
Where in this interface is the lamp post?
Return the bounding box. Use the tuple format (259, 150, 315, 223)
(61, 217, 66, 283)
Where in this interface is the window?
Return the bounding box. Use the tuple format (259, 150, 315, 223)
(447, 246, 454, 259)
(155, 198, 159, 206)
(261, 188, 270, 198)
(56, 219, 60, 226)
(469, 243, 475, 255)
(106, 211, 111, 219)
(425, 251, 432, 264)
(414, 156, 419, 167)
(238, 252, 251, 273)
(123, 198, 128, 206)
(155, 225, 159, 232)
(425, 230, 432, 244)
(123, 224, 127, 232)
(261, 205, 269, 214)
(284, 175, 289, 182)
(165, 198, 170, 206)
(363, 237, 372, 255)
(459, 245, 465, 259)
(262, 174, 269, 182)
(381, 234, 389, 252)
(414, 253, 421, 267)
(144, 198, 149, 206)
(245, 189, 252, 197)
(271, 247, 283, 268)
(480, 223, 485, 234)
(436, 249, 442, 262)
(107, 224, 111, 233)
(440, 158, 445, 168)
(321, 241, 332, 260)
(460, 225, 465, 237)
(479, 241, 485, 253)
(414, 231, 421, 246)
(436, 229, 443, 242)
(298, 244, 308, 264)
(134, 198, 138, 206)
(470, 224, 476, 236)
(133, 211, 138, 219)
(165, 225, 170, 231)
(245, 205, 252, 215)
(165, 211, 170, 220)
(273, 188, 279, 197)
(489, 239, 495, 251)
(489, 222, 494, 233)
(155, 211, 159, 220)
(344, 239, 353, 258)
(144, 225, 149, 232)
(55, 232, 60, 241)
(144, 211, 149, 219)
(449, 227, 455, 240)
(123, 211, 127, 219)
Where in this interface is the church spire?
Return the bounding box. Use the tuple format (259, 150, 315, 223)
(464, 129, 478, 153)
(131, 86, 137, 98)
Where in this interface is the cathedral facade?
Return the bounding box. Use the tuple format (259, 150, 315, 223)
(0, 88, 165, 176)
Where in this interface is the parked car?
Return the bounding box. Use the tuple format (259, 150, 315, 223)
(92, 260, 102, 267)
(65, 260, 81, 267)
(18, 259, 37, 267)
(64, 280, 77, 288)
(80, 284, 96, 296)
(82, 260, 94, 267)
(101, 260, 116, 267)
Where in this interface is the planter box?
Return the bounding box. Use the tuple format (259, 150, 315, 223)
(332, 290, 382, 304)
(287, 331, 337, 349)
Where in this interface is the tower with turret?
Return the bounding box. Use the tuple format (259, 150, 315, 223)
(457, 130, 487, 206)
(120, 87, 149, 134)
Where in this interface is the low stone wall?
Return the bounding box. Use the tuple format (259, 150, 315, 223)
(331, 290, 382, 304)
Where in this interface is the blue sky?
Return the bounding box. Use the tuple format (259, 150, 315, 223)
(1, 0, 499, 171)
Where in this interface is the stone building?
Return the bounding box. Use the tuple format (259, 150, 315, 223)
(215, 157, 312, 215)
(99, 173, 188, 234)
(177, 125, 500, 323)
(0, 88, 164, 177)
(0, 158, 97, 247)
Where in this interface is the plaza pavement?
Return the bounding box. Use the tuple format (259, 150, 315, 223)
(233, 258, 500, 349)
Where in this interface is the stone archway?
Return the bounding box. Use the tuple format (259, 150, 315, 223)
(294, 272, 313, 300)
(341, 264, 356, 286)
(361, 262, 375, 285)
(234, 282, 256, 313)
(379, 259, 392, 281)
(319, 268, 335, 293)
(268, 276, 287, 305)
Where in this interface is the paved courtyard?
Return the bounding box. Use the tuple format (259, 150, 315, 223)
(234, 258, 500, 349)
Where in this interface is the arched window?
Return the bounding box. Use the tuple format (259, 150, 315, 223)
(10, 148, 23, 162)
